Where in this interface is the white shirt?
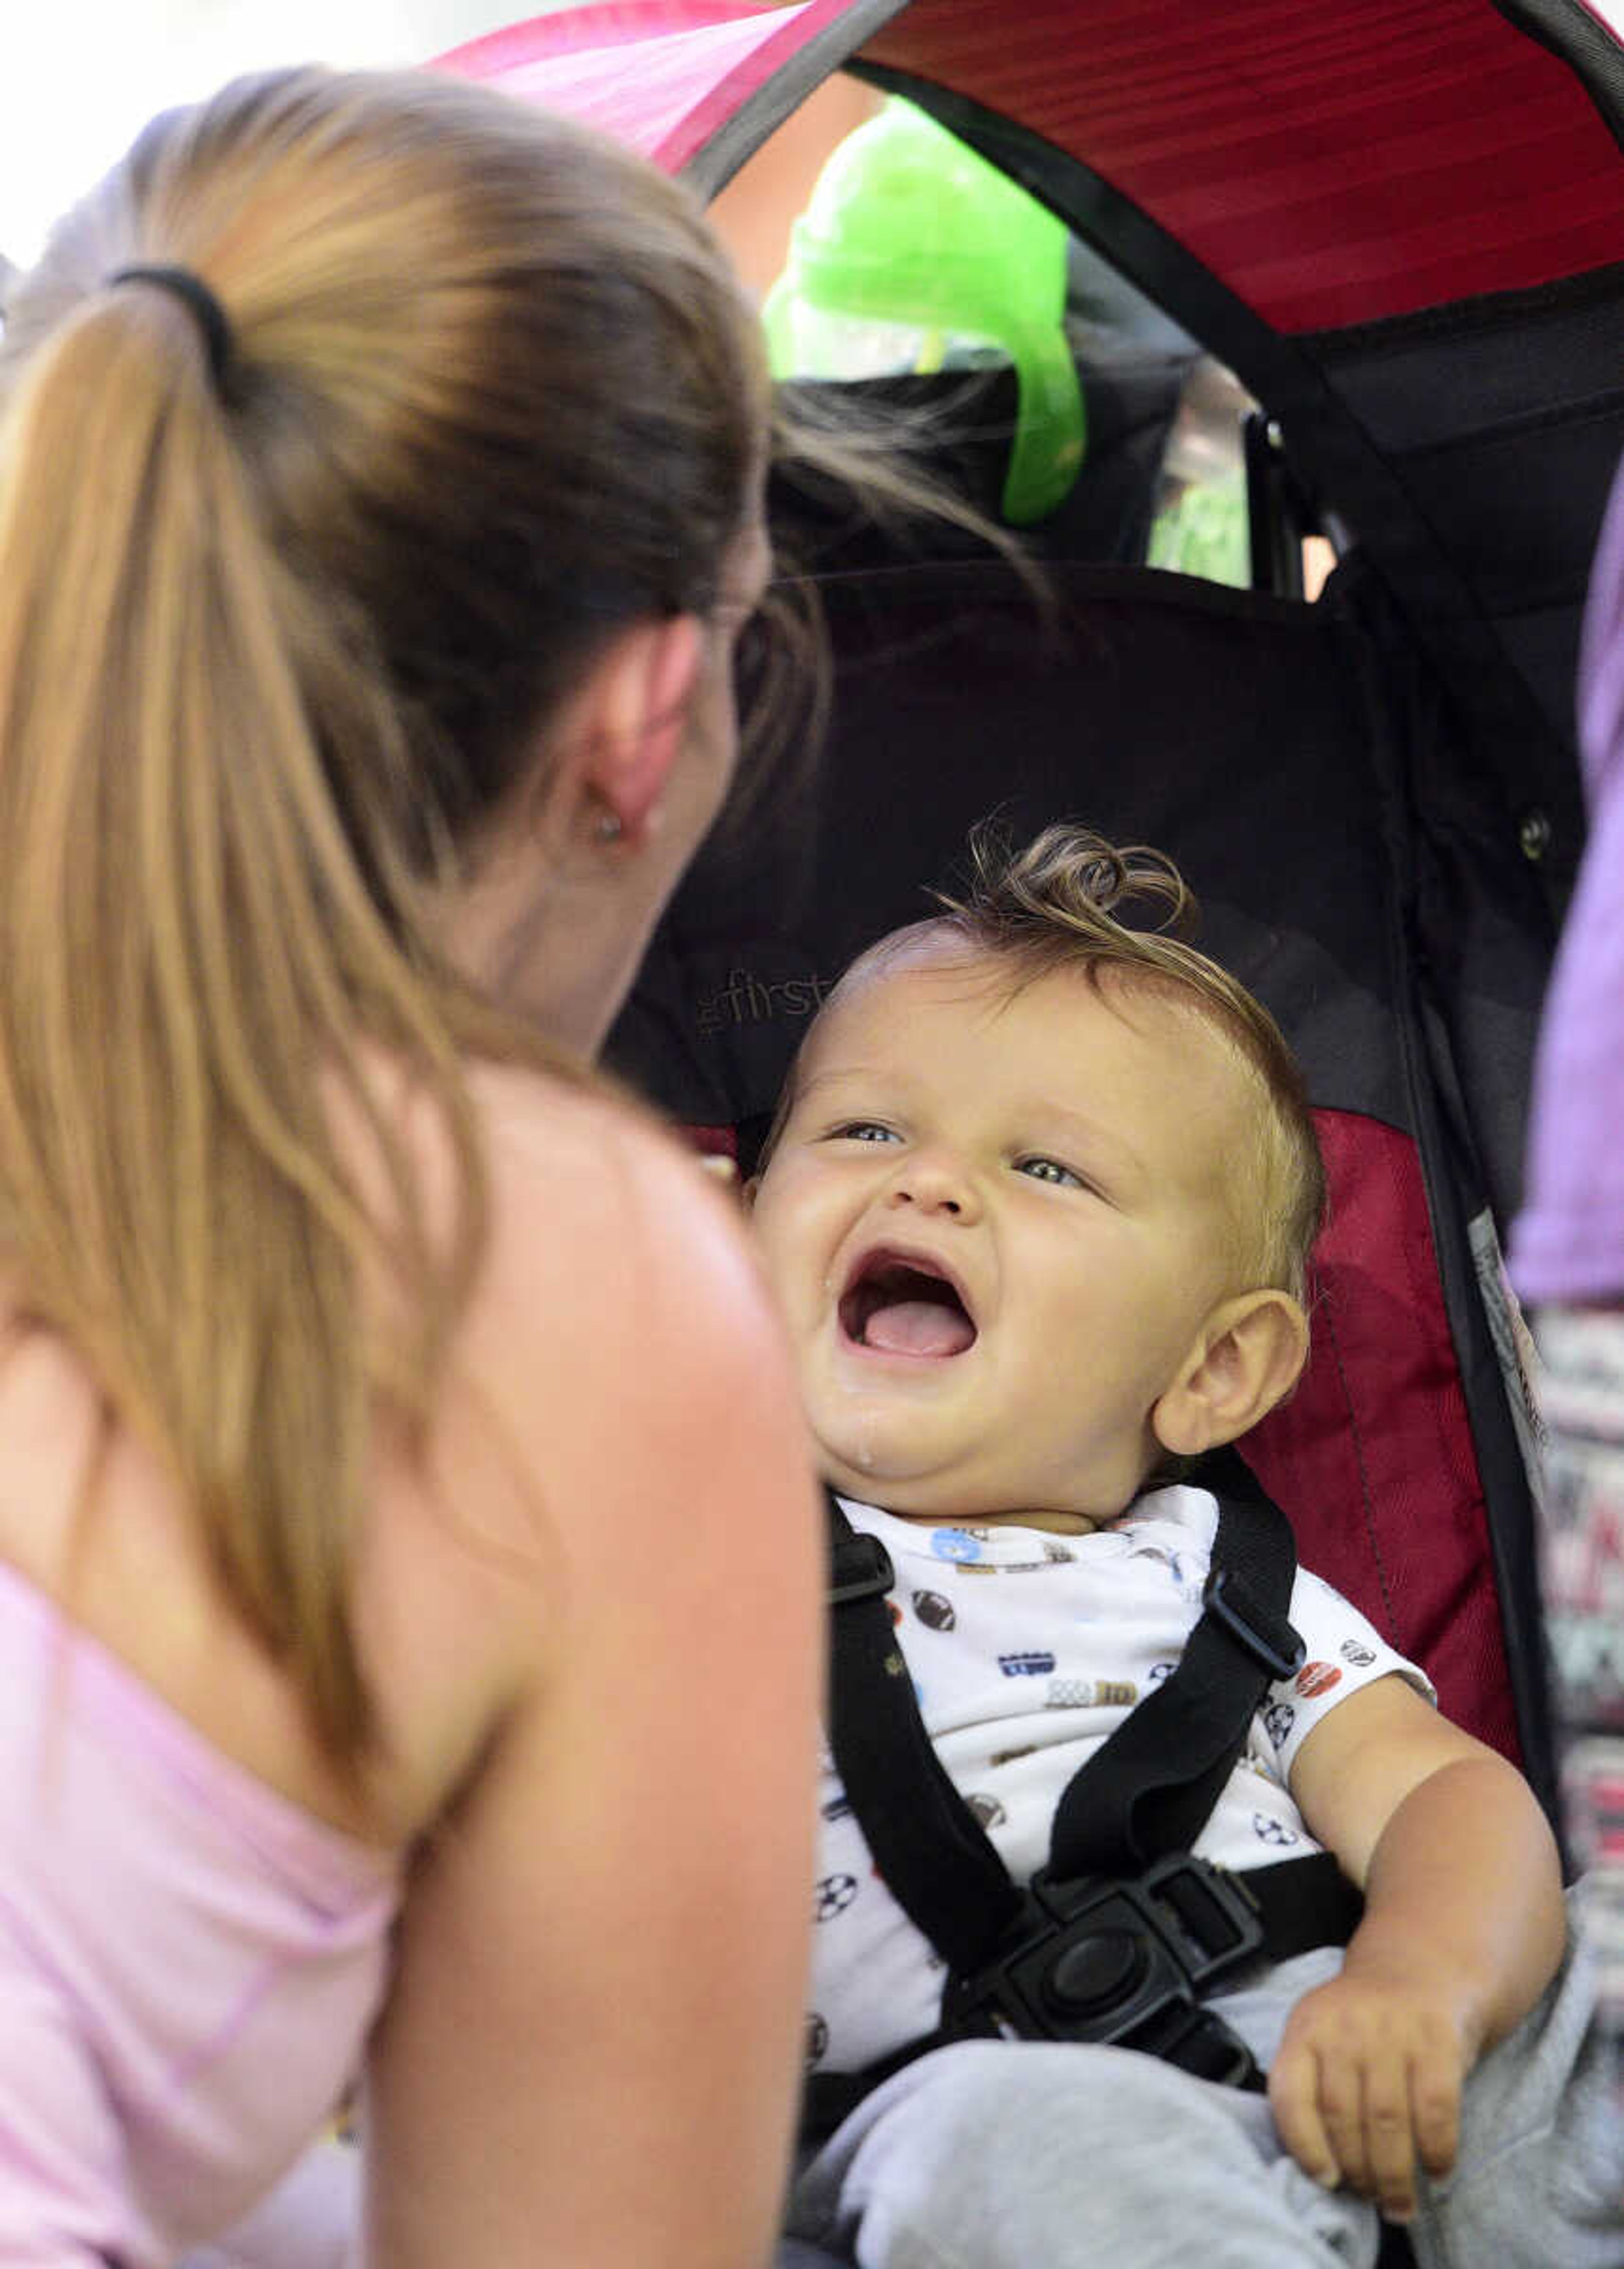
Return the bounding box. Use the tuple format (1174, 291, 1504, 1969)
(809, 1482, 1434, 2076)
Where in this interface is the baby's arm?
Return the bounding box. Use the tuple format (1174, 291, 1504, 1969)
(1271, 1675, 1566, 2225)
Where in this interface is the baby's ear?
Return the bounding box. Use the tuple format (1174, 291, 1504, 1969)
(1151, 1290, 1309, 1459)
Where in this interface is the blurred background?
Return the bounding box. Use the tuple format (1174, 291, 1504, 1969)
(1, 2, 540, 268)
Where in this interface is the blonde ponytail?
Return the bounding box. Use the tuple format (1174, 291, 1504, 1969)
(0, 67, 768, 1762)
(0, 288, 491, 1757)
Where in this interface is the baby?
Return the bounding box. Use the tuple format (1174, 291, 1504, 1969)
(750, 824, 1614, 2269)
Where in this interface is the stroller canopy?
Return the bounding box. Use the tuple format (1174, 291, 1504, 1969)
(442, 0, 1624, 904)
(439, 0, 1624, 1826)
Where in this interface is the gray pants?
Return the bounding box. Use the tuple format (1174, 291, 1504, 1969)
(784, 1890, 1621, 2269)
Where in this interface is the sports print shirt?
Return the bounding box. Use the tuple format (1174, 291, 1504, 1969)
(808, 1481, 1433, 2078)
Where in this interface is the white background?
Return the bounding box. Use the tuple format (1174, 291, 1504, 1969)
(0, 2, 557, 265)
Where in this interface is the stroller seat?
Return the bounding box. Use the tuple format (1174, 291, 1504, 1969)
(612, 542, 1556, 1806)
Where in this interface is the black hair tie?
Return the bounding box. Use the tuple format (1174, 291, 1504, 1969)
(108, 264, 234, 393)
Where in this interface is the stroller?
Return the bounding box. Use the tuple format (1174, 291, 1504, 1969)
(444, 2, 1624, 2257)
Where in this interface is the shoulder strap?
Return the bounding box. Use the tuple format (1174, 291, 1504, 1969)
(825, 1450, 1305, 1973)
(826, 1495, 1022, 1972)
(1048, 1445, 1305, 1879)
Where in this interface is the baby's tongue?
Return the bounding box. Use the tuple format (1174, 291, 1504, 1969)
(863, 1299, 974, 1357)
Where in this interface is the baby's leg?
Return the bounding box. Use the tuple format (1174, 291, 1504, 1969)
(785, 2038, 1379, 2269)
(1409, 1883, 1624, 2269)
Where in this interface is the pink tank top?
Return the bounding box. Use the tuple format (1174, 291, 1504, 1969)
(0, 1558, 401, 2265)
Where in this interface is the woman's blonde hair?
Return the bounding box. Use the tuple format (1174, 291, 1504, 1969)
(0, 66, 769, 1764)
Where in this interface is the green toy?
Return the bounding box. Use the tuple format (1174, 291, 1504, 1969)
(763, 98, 1085, 526)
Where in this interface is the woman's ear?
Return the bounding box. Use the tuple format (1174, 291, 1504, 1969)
(1151, 1289, 1310, 1459)
(570, 614, 705, 843)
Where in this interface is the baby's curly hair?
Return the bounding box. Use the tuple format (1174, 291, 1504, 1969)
(788, 821, 1326, 1304)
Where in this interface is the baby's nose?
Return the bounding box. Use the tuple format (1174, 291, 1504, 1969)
(888, 1151, 978, 1220)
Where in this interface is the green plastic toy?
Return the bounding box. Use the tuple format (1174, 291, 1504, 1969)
(763, 98, 1085, 526)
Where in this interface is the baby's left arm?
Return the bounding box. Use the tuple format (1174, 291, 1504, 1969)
(1272, 1675, 1566, 2226)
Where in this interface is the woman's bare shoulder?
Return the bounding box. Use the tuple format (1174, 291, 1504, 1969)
(362, 1075, 823, 2269)
(360, 1052, 767, 1387)
(356, 1063, 811, 1836)
(467, 1062, 771, 1372)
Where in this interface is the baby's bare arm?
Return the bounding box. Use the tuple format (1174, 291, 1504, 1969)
(1273, 1676, 1566, 2224)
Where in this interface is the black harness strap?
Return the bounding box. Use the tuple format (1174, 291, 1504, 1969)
(817, 1450, 1360, 2123)
(1048, 1444, 1306, 1879)
(827, 1448, 1307, 1922)
(1239, 1849, 1364, 1956)
(827, 1505, 1022, 1972)
(799, 1848, 1365, 2145)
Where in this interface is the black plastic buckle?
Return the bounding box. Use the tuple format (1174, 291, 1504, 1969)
(939, 1854, 1267, 2089)
(1202, 1568, 1305, 1683)
(829, 1532, 896, 1607)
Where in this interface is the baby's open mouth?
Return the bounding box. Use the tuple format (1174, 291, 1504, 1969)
(838, 1252, 978, 1358)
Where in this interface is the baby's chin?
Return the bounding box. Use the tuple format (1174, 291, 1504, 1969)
(819, 1452, 1120, 1534)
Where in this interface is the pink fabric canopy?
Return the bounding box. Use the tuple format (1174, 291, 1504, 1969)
(861, 0, 1624, 330)
(435, 0, 873, 176)
(436, 0, 1624, 332)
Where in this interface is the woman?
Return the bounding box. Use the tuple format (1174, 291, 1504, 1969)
(0, 65, 822, 2266)
(1512, 450, 1624, 2096)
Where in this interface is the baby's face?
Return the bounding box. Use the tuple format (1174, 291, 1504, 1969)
(749, 945, 1259, 1527)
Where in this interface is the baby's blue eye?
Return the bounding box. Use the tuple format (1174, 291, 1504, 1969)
(834, 1121, 900, 1144)
(1017, 1156, 1084, 1188)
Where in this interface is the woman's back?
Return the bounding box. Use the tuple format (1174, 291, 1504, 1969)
(0, 61, 824, 2262)
(0, 1066, 820, 2263)
(0, 1065, 671, 1844)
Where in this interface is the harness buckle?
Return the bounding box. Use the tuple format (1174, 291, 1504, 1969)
(829, 1531, 896, 1607)
(1202, 1567, 1306, 1683)
(939, 1854, 1267, 2089)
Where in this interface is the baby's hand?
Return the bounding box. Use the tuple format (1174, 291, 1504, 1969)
(1267, 1961, 1481, 2225)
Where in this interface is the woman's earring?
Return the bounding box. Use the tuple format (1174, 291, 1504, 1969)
(594, 808, 624, 845)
